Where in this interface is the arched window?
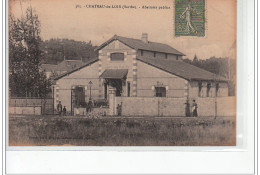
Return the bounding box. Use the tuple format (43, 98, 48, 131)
(110, 53, 124, 61)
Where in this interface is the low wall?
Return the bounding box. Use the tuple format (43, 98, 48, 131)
(114, 96, 236, 117)
(9, 106, 41, 115)
(74, 107, 109, 116)
(115, 97, 186, 116)
(193, 97, 236, 117)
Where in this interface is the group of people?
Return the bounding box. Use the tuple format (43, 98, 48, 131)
(56, 100, 198, 117)
(57, 100, 94, 116)
(56, 101, 67, 116)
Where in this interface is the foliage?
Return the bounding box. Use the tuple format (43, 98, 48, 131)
(41, 38, 98, 64)
(9, 7, 51, 98)
(183, 55, 236, 96)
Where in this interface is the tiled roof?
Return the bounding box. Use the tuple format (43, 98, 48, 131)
(96, 35, 185, 56)
(137, 57, 228, 82)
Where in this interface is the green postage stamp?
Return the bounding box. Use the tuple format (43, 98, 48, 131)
(175, 0, 205, 37)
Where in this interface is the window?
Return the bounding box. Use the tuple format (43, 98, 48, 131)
(207, 83, 211, 97)
(216, 83, 219, 97)
(198, 82, 202, 97)
(110, 53, 124, 61)
(141, 50, 143, 56)
(127, 82, 130, 97)
(155, 87, 166, 97)
(176, 56, 179, 60)
(154, 52, 156, 57)
(165, 54, 168, 59)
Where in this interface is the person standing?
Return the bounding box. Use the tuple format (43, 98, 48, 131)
(191, 100, 198, 117)
(63, 106, 67, 116)
(57, 101, 62, 116)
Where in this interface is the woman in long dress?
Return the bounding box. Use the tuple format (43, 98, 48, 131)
(192, 100, 198, 117)
(180, 2, 197, 34)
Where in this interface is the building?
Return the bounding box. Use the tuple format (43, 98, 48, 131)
(53, 34, 228, 113)
(40, 59, 85, 79)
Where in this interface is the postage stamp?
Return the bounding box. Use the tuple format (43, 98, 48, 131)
(175, 0, 205, 37)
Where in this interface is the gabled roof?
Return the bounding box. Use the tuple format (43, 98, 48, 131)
(54, 58, 99, 80)
(137, 57, 228, 82)
(96, 35, 185, 56)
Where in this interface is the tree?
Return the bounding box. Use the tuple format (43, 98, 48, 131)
(183, 56, 236, 96)
(41, 38, 98, 64)
(9, 7, 51, 98)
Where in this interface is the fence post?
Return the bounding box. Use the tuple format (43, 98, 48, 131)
(109, 87, 116, 115)
(33, 103, 35, 115)
(14, 100, 16, 115)
(41, 99, 43, 115)
(158, 100, 160, 117)
(52, 86, 55, 115)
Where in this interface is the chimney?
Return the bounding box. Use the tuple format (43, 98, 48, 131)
(141, 33, 148, 43)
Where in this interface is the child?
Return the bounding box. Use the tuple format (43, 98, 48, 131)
(63, 106, 67, 116)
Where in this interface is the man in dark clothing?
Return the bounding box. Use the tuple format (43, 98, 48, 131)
(87, 100, 93, 113)
(57, 101, 62, 116)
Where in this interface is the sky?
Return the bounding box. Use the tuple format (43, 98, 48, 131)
(9, 0, 236, 60)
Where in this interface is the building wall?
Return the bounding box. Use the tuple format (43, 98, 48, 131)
(99, 40, 137, 97)
(189, 81, 228, 98)
(136, 60, 187, 97)
(55, 61, 99, 112)
(137, 50, 179, 60)
(113, 96, 235, 117)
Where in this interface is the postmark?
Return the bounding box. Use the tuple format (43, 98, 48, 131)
(175, 0, 205, 37)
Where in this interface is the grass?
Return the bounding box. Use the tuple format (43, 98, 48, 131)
(9, 115, 236, 146)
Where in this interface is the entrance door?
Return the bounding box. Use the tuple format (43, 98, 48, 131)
(110, 79, 122, 97)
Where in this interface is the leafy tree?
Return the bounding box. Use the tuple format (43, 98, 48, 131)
(183, 55, 236, 96)
(9, 7, 51, 98)
(41, 39, 98, 64)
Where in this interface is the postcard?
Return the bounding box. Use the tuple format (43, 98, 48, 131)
(8, 0, 236, 146)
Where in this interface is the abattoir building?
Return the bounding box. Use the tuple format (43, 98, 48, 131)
(54, 34, 229, 113)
